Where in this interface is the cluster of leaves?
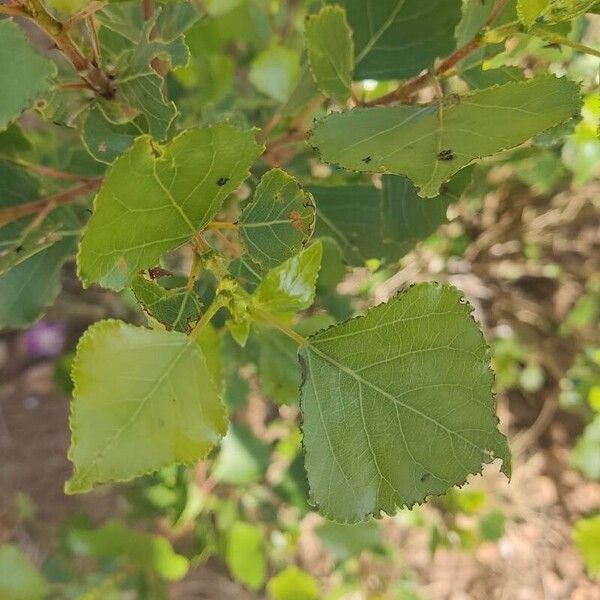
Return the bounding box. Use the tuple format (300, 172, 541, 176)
(1, 0, 599, 549)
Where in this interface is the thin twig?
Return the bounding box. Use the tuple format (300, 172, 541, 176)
(0, 155, 95, 181)
(86, 14, 102, 69)
(0, 178, 102, 226)
(363, 0, 513, 107)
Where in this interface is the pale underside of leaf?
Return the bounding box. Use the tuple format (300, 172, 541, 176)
(66, 320, 227, 493)
(309, 77, 581, 197)
(300, 282, 510, 522)
(77, 123, 264, 290)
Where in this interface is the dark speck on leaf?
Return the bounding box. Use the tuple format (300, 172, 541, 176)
(217, 177, 229, 186)
(362, 156, 372, 164)
(15, 245, 23, 254)
(437, 149, 454, 161)
(420, 473, 431, 482)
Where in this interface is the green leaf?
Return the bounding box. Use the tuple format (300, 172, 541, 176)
(310, 77, 581, 197)
(0, 205, 81, 277)
(0, 124, 32, 157)
(572, 415, 600, 480)
(69, 520, 189, 581)
(312, 169, 471, 266)
(205, 0, 243, 17)
(78, 124, 263, 290)
(518, 0, 597, 25)
(267, 566, 319, 600)
(82, 107, 141, 164)
(213, 422, 271, 484)
(252, 242, 323, 314)
(573, 514, 600, 578)
(317, 520, 382, 561)
(0, 20, 56, 130)
(0, 237, 75, 329)
(256, 315, 335, 405)
(131, 274, 203, 333)
(66, 320, 227, 493)
(249, 45, 301, 102)
(225, 522, 266, 590)
(305, 6, 354, 102)
(300, 282, 510, 522)
(239, 169, 316, 270)
(113, 13, 189, 139)
(328, 0, 462, 80)
(0, 544, 47, 600)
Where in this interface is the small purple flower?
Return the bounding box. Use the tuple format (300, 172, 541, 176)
(24, 321, 66, 359)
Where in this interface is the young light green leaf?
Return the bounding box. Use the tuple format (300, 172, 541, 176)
(312, 169, 471, 266)
(327, 0, 462, 80)
(573, 514, 600, 578)
(226, 522, 266, 590)
(66, 320, 227, 493)
(205, 0, 243, 17)
(518, 0, 597, 25)
(239, 169, 316, 270)
(78, 124, 264, 290)
(131, 274, 203, 333)
(572, 415, 600, 480)
(252, 242, 323, 314)
(0, 20, 56, 131)
(267, 566, 319, 600)
(305, 6, 354, 102)
(300, 282, 510, 522)
(310, 77, 581, 197)
(69, 521, 189, 581)
(213, 422, 271, 485)
(0, 544, 48, 600)
(249, 45, 301, 102)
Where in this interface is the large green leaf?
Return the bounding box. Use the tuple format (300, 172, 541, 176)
(252, 242, 323, 314)
(328, 0, 462, 80)
(305, 6, 354, 102)
(310, 77, 580, 197)
(0, 544, 47, 600)
(66, 320, 227, 493)
(78, 124, 263, 290)
(300, 282, 510, 522)
(239, 169, 316, 270)
(311, 169, 471, 266)
(0, 20, 56, 131)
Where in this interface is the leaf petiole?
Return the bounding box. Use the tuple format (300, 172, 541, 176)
(249, 307, 307, 346)
(189, 296, 228, 340)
